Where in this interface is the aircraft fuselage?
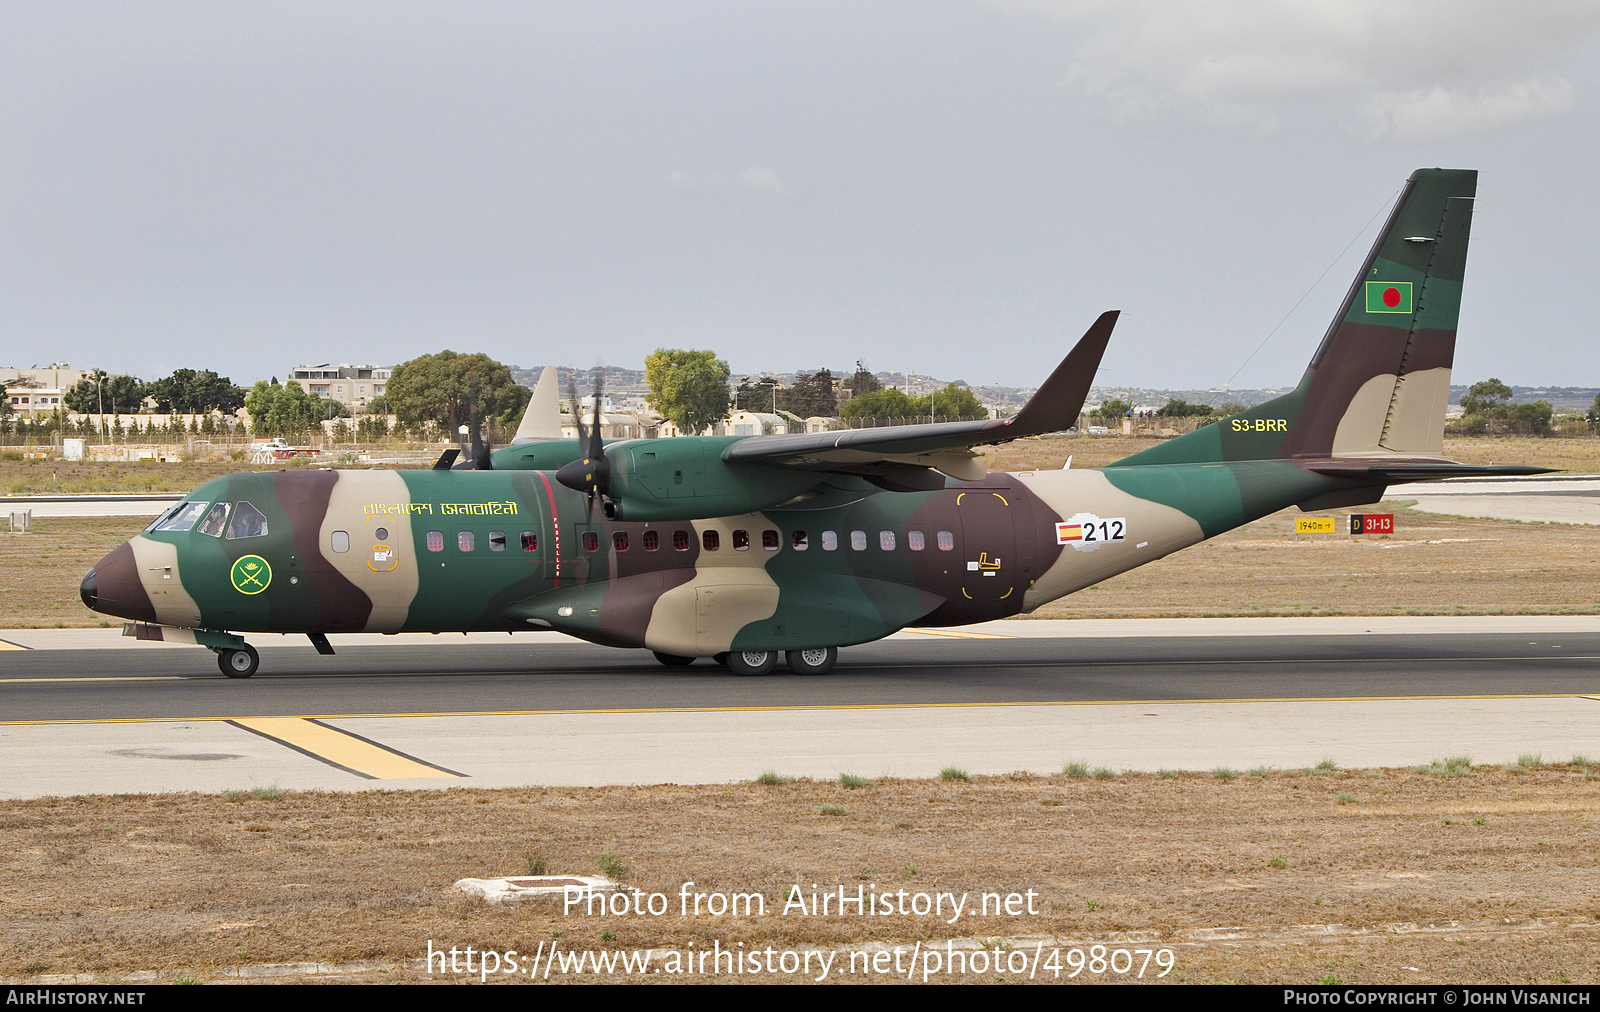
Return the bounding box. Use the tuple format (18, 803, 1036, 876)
(82, 462, 1332, 657)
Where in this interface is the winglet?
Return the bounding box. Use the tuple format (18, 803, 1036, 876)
(511, 366, 563, 443)
(1005, 310, 1119, 438)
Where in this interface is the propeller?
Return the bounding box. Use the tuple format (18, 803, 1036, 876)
(452, 379, 495, 470)
(556, 369, 610, 506)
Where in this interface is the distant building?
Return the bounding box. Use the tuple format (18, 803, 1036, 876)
(3, 364, 85, 417)
(286, 364, 391, 410)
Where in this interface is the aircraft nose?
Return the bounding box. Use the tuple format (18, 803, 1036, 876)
(82, 542, 157, 622)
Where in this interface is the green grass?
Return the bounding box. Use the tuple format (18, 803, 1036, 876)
(1517, 753, 1543, 768)
(1268, 856, 1287, 868)
(525, 853, 547, 876)
(939, 767, 970, 782)
(1157, 768, 1178, 779)
(1410, 755, 1474, 777)
(754, 770, 788, 785)
(817, 804, 848, 816)
(1091, 766, 1116, 780)
(596, 853, 629, 880)
(1246, 766, 1270, 778)
(1212, 768, 1236, 780)
(1062, 761, 1089, 777)
(1334, 793, 1361, 804)
(839, 773, 872, 788)
(222, 783, 282, 801)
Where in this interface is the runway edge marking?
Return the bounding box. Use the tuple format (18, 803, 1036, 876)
(4, 692, 1597, 727)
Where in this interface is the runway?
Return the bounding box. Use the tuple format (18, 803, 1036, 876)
(2, 617, 1597, 799)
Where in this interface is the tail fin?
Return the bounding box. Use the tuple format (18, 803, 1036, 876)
(1117, 168, 1477, 466)
(511, 366, 563, 443)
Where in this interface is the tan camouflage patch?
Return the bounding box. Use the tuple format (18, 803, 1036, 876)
(1013, 470, 1204, 611)
(127, 535, 203, 629)
(318, 470, 420, 633)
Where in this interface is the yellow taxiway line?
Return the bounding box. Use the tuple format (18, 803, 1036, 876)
(227, 717, 464, 781)
(902, 628, 1011, 639)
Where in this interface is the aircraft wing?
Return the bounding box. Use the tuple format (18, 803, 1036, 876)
(721, 311, 1119, 482)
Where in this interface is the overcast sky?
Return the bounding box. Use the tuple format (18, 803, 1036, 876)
(3, 1, 1597, 391)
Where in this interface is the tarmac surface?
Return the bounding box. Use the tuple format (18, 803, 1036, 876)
(3, 617, 1597, 799)
(1398, 474, 1600, 524)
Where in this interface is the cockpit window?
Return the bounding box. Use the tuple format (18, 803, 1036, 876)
(225, 501, 269, 539)
(153, 501, 209, 533)
(144, 504, 182, 532)
(197, 502, 231, 537)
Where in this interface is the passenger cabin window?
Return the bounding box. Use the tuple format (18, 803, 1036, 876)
(153, 501, 209, 533)
(489, 531, 506, 552)
(673, 530, 690, 551)
(330, 531, 350, 553)
(792, 530, 809, 551)
(937, 530, 955, 551)
(643, 530, 660, 551)
(763, 530, 779, 551)
(821, 531, 838, 551)
(703, 530, 720, 551)
(521, 531, 538, 552)
(908, 530, 925, 551)
(732, 530, 749, 551)
(225, 502, 269, 539)
(879, 531, 896, 551)
(458, 531, 475, 552)
(613, 531, 629, 551)
(197, 502, 230, 537)
(850, 530, 867, 551)
(583, 531, 600, 552)
(427, 530, 444, 552)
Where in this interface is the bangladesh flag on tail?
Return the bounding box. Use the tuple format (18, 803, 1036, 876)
(1364, 281, 1414, 314)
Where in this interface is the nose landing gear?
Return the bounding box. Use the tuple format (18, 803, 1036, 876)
(216, 645, 260, 679)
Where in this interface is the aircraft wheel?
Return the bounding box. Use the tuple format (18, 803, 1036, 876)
(785, 646, 837, 675)
(652, 651, 695, 667)
(724, 650, 777, 676)
(218, 646, 259, 679)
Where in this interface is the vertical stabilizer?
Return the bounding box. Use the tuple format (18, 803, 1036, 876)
(1115, 168, 1476, 467)
(1291, 167, 1475, 459)
(511, 367, 563, 443)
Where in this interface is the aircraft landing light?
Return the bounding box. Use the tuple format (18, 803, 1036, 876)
(227, 717, 466, 781)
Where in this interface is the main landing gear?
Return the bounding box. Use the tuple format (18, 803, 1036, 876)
(216, 645, 260, 679)
(690, 646, 838, 676)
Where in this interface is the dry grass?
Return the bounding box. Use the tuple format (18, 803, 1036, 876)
(2, 768, 1597, 984)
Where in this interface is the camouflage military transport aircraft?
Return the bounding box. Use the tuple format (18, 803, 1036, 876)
(81, 168, 1546, 677)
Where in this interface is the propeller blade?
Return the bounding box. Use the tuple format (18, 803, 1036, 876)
(555, 367, 611, 508)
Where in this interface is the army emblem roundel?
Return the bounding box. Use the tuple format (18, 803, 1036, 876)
(230, 555, 272, 595)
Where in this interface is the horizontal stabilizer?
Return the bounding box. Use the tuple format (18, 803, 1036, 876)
(1304, 460, 1556, 483)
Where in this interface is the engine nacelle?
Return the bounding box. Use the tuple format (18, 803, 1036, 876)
(601, 436, 821, 522)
